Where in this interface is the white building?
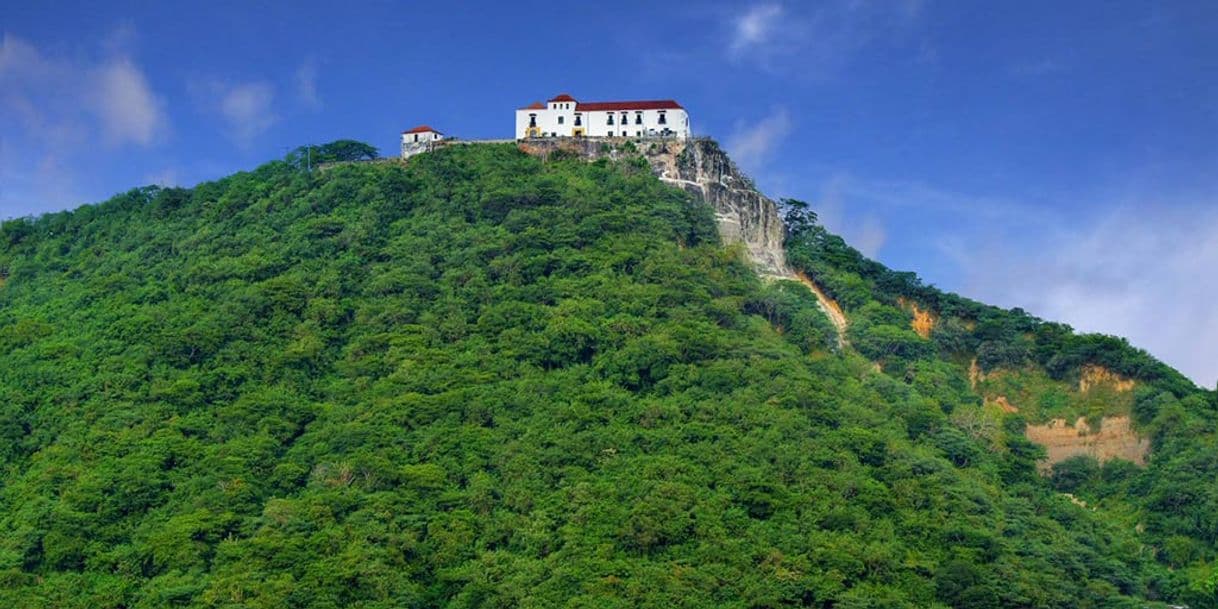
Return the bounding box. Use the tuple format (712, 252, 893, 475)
(401, 125, 444, 159)
(515, 94, 690, 140)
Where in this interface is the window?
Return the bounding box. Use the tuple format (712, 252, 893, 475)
(607, 131, 614, 137)
(607, 115, 614, 125)
(558, 116, 564, 125)
(620, 112, 628, 124)
(635, 112, 643, 125)
(413, 134, 419, 142)
(529, 114, 537, 127)
(636, 131, 641, 136)
(658, 112, 667, 125)
(574, 114, 582, 126)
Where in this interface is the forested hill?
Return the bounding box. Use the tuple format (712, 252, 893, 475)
(1, 142, 1215, 608)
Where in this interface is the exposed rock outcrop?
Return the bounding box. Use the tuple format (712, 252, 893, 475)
(794, 271, 849, 349)
(1024, 415, 1149, 471)
(647, 140, 789, 277)
(897, 297, 937, 339)
(987, 395, 1019, 413)
(1079, 365, 1136, 393)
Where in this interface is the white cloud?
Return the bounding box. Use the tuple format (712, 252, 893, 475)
(221, 82, 276, 142)
(955, 203, 1218, 388)
(193, 80, 277, 145)
(91, 58, 167, 146)
(0, 31, 168, 215)
(725, 107, 792, 171)
(295, 63, 321, 110)
(721, 1, 926, 75)
(791, 169, 1217, 387)
(729, 4, 785, 59)
(0, 34, 45, 75)
(0, 32, 167, 148)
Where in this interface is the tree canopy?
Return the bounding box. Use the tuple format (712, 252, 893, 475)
(0, 141, 1214, 608)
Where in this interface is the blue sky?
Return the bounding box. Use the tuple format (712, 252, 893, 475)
(2, 1, 1217, 386)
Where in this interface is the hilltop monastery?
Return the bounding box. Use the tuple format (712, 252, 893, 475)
(514, 94, 690, 140)
(401, 93, 691, 158)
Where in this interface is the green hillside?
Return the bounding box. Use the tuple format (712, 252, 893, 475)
(1, 142, 1215, 608)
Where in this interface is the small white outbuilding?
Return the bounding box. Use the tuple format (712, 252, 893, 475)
(401, 125, 444, 159)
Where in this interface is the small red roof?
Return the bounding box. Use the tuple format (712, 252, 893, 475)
(520, 101, 545, 110)
(575, 100, 683, 111)
(548, 93, 578, 103)
(402, 125, 441, 134)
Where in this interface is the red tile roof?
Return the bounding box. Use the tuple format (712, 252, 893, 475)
(575, 100, 683, 111)
(520, 102, 545, 110)
(548, 93, 578, 102)
(402, 125, 441, 134)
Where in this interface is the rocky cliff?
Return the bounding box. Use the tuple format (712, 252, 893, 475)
(517, 138, 790, 277)
(646, 140, 790, 277)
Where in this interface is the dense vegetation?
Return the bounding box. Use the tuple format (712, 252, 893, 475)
(0, 143, 1215, 607)
(781, 199, 1218, 605)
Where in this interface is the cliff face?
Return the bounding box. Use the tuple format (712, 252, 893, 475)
(516, 138, 790, 277)
(647, 140, 790, 277)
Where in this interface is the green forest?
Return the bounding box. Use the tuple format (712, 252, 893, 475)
(1, 142, 1215, 608)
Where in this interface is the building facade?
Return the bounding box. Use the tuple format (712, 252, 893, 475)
(401, 125, 444, 159)
(515, 94, 690, 140)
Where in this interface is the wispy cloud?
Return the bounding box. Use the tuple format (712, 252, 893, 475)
(804, 169, 1218, 387)
(193, 79, 278, 146)
(725, 107, 792, 171)
(0, 32, 167, 148)
(728, 4, 785, 60)
(721, 1, 926, 75)
(221, 82, 276, 143)
(91, 58, 167, 146)
(951, 201, 1218, 388)
(0, 30, 168, 215)
(295, 62, 321, 110)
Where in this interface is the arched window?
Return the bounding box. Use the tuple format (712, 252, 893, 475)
(635, 112, 643, 125)
(607, 115, 614, 125)
(558, 116, 564, 125)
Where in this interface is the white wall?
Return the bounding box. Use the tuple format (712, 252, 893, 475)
(583, 109, 689, 139)
(516, 104, 575, 139)
(402, 131, 442, 145)
(516, 107, 690, 140)
(400, 131, 443, 159)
